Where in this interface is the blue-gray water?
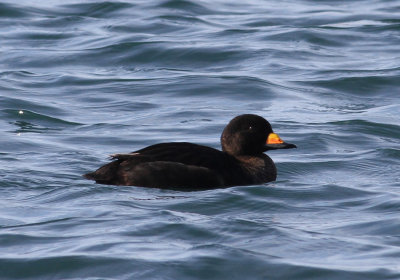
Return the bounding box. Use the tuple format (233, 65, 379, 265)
(1, 0, 400, 279)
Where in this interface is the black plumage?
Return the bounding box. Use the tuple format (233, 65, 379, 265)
(84, 114, 296, 190)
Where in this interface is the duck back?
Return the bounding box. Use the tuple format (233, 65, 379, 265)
(84, 142, 261, 189)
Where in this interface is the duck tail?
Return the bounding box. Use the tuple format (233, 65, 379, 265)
(83, 160, 120, 185)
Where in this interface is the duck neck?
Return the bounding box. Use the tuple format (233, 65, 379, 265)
(235, 154, 277, 183)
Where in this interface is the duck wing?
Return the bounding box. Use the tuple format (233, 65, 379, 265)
(109, 142, 230, 170)
(86, 142, 248, 188)
(85, 142, 250, 190)
(133, 142, 231, 168)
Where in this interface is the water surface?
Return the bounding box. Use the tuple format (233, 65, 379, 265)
(1, 0, 400, 279)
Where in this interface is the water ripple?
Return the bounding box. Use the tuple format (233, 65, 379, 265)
(1, 0, 400, 279)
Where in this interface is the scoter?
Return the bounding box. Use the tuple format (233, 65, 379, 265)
(84, 114, 296, 190)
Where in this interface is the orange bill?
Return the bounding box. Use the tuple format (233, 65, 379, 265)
(267, 133, 284, 144)
(264, 132, 296, 150)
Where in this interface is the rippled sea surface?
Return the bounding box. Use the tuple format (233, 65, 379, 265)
(1, 0, 400, 279)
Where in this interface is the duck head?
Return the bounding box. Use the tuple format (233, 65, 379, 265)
(221, 114, 296, 156)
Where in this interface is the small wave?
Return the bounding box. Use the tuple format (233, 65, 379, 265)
(297, 75, 399, 96)
(3, 109, 81, 134)
(0, 3, 29, 18)
(159, 0, 215, 15)
(59, 2, 134, 19)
